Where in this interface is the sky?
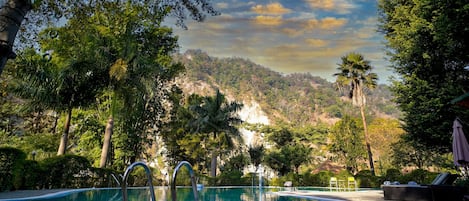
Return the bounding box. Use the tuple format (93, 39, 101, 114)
(171, 0, 393, 84)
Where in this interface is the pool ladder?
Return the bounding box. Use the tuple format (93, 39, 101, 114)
(121, 161, 156, 201)
(171, 161, 199, 201)
(121, 161, 199, 201)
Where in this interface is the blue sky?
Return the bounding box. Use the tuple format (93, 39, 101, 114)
(172, 0, 392, 84)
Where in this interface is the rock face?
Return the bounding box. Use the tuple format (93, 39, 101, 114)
(238, 99, 269, 146)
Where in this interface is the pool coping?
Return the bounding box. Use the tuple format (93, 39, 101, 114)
(0, 187, 384, 201)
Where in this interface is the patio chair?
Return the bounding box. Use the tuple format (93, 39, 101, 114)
(347, 176, 357, 191)
(329, 177, 338, 191)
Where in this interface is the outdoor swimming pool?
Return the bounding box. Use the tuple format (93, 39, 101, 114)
(2, 187, 335, 201)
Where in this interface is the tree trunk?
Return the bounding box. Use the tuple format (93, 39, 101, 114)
(57, 108, 72, 155)
(99, 116, 113, 168)
(210, 151, 217, 177)
(360, 106, 375, 176)
(0, 0, 32, 75)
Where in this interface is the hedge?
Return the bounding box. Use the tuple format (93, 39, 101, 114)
(0, 147, 120, 191)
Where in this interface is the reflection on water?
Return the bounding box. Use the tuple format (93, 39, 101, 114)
(30, 187, 319, 201)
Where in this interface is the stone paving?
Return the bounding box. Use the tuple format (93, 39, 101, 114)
(276, 190, 385, 201)
(0, 189, 386, 201)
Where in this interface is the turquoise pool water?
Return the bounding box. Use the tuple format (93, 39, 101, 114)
(8, 187, 330, 201)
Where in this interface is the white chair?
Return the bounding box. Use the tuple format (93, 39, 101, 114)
(329, 177, 338, 191)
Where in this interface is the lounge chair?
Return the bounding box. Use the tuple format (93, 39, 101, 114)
(382, 173, 464, 201)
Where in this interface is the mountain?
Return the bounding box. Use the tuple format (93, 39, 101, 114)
(174, 49, 400, 128)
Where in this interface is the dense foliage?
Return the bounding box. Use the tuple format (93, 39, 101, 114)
(175, 50, 400, 126)
(329, 116, 366, 174)
(334, 52, 378, 176)
(0, 0, 434, 191)
(378, 0, 469, 152)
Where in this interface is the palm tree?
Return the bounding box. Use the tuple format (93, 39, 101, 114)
(333, 52, 378, 175)
(0, 0, 219, 75)
(190, 89, 243, 177)
(11, 50, 105, 155)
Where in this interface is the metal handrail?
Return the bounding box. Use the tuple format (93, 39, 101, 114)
(171, 161, 199, 201)
(110, 173, 121, 187)
(121, 161, 156, 201)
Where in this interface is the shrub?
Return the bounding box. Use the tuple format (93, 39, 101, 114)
(41, 155, 92, 189)
(15, 160, 43, 190)
(0, 147, 26, 191)
(355, 170, 381, 188)
(301, 172, 315, 186)
(283, 172, 300, 186)
(399, 169, 437, 184)
(218, 170, 247, 186)
(309, 171, 334, 187)
(91, 167, 121, 188)
(384, 169, 402, 182)
(269, 177, 283, 186)
(124, 166, 162, 187)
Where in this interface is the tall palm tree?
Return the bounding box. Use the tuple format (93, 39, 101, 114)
(190, 89, 243, 177)
(11, 50, 105, 155)
(333, 52, 378, 175)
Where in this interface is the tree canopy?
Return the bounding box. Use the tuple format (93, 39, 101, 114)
(378, 0, 469, 153)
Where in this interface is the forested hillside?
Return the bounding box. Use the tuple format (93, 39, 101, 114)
(175, 49, 400, 126)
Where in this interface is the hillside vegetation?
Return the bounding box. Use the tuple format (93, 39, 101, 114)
(175, 49, 400, 126)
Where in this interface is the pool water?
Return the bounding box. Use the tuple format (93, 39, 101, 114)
(15, 187, 326, 201)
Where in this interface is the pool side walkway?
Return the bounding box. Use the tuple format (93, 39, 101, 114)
(276, 190, 385, 201)
(0, 189, 71, 200)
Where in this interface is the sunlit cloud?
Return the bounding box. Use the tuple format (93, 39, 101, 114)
(253, 15, 284, 26)
(173, 0, 393, 83)
(282, 28, 304, 37)
(320, 17, 348, 29)
(251, 3, 291, 15)
(305, 0, 357, 14)
(304, 17, 348, 30)
(306, 38, 329, 47)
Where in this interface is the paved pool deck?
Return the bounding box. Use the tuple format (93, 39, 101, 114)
(277, 190, 385, 201)
(0, 189, 385, 201)
(0, 189, 71, 199)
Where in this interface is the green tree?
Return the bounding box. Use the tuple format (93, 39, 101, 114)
(329, 115, 366, 174)
(368, 118, 404, 174)
(40, 1, 184, 169)
(160, 92, 199, 167)
(0, 0, 218, 74)
(248, 145, 264, 171)
(190, 89, 243, 177)
(262, 124, 313, 175)
(333, 52, 378, 175)
(8, 47, 106, 155)
(378, 0, 469, 153)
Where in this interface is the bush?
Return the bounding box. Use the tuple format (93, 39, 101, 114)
(0, 147, 26, 191)
(384, 169, 402, 182)
(123, 166, 163, 187)
(15, 160, 43, 190)
(301, 172, 315, 186)
(218, 170, 247, 186)
(355, 170, 381, 188)
(41, 155, 92, 189)
(309, 171, 334, 187)
(90, 167, 121, 188)
(399, 169, 437, 184)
